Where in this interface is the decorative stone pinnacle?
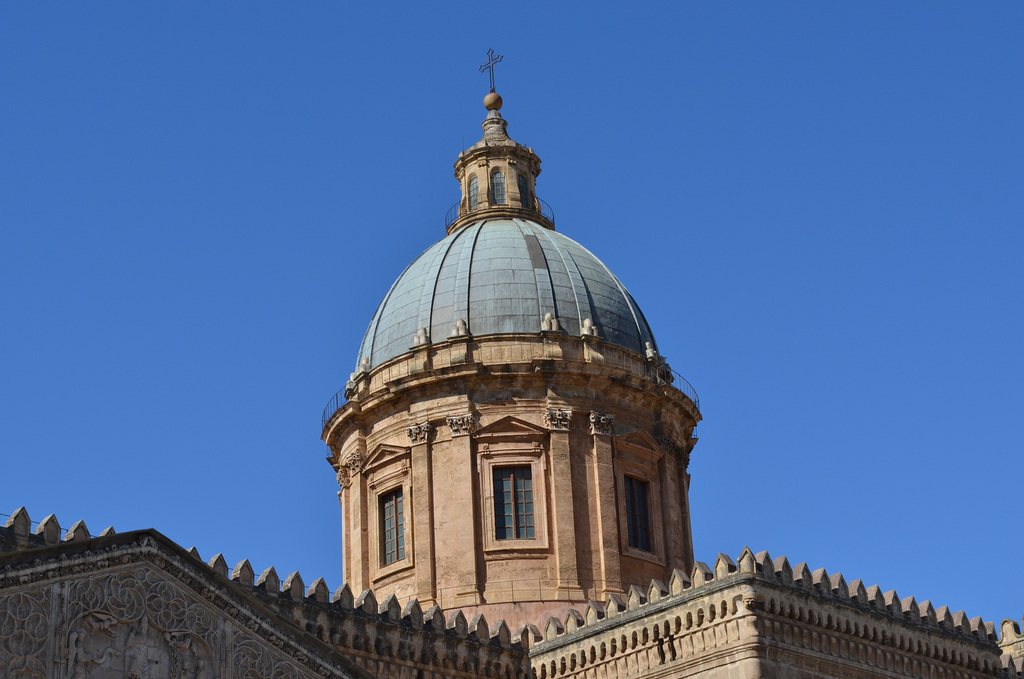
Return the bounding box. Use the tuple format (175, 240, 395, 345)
(482, 111, 510, 142)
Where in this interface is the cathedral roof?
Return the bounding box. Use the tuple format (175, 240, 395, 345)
(356, 218, 658, 371)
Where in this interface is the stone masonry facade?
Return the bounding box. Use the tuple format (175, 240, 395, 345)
(3, 510, 1023, 678)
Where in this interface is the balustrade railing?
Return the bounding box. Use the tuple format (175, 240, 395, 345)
(322, 388, 345, 429)
(324, 360, 699, 431)
(445, 194, 555, 229)
(645, 363, 700, 410)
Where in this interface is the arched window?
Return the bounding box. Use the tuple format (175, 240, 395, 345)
(490, 170, 506, 205)
(517, 174, 532, 208)
(468, 175, 479, 210)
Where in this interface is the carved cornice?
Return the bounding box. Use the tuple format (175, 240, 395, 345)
(406, 422, 432, 445)
(446, 413, 475, 437)
(543, 409, 572, 431)
(588, 412, 614, 436)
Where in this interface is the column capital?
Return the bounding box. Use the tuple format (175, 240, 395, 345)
(446, 413, 475, 437)
(544, 408, 573, 431)
(406, 422, 432, 445)
(589, 412, 614, 436)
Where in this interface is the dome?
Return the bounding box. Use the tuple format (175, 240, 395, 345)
(356, 218, 659, 371)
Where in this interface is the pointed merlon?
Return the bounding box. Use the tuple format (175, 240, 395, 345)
(584, 600, 605, 626)
(257, 566, 280, 594)
(331, 584, 354, 609)
(5, 506, 30, 541)
(811, 567, 831, 596)
(380, 594, 402, 621)
(604, 593, 625, 619)
(936, 605, 955, 630)
(901, 596, 920, 620)
(714, 553, 736, 580)
(669, 568, 691, 595)
(98, 526, 116, 537)
(919, 600, 938, 627)
(424, 605, 445, 633)
(283, 571, 305, 601)
(231, 559, 255, 587)
(307, 577, 329, 603)
(35, 514, 61, 545)
(754, 550, 773, 575)
(563, 609, 583, 634)
(792, 562, 812, 589)
(186, 546, 202, 561)
(829, 572, 849, 599)
(207, 553, 229, 578)
(848, 579, 868, 605)
(865, 585, 885, 610)
(691, 561, 713, 587)
(882, 589, 901, 615)
(626, 584, 646, 611)
(514, 623, 540, 650)
(543, 616, 563, 642)
(354, 588, 377, 615)
(402, 599, 424, 629)
(469, 613, 489, 642)
(772, 556, 793, 584)
(648, 579, 668, 604)
(448, 610, 468, 635)
(64, 520, 90, 543)
(737, 546, 756, 574)
(491, 620, 511, 646)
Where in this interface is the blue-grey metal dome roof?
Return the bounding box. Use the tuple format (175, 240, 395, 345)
(356, 218, 658, 371)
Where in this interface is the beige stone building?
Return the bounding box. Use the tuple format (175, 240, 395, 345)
(2, 90, 1023, 679)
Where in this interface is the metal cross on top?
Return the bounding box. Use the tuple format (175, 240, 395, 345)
(478, 48, 504, 93)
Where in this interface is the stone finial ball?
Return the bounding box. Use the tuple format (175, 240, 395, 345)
(483, 92, 503, 111)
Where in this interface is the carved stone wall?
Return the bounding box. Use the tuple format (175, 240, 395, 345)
(530, 548, 1008, 679)
(0, 532, 365, 679)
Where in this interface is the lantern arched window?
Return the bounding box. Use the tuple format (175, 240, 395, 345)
(468, 175, 479, 210)
(490, 170, 506, 205)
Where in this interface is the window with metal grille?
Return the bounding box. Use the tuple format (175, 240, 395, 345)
(490, 170, 506, 205)
(380, 488, 405, 565)
(469, 175, 479, 210)
(493, 466, 534, 540)
(624, 476, 651, 551)
(517, 174, 531, 208)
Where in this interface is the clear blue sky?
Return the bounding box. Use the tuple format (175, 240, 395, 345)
(2, 3, 1021, 628)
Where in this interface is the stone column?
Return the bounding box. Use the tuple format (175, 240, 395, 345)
(440, 414, 480, 606)
(545, 408, 581, 596)
(336, 470, 351, 587)
(659, 453, 686, 570)
(589, 412, 622, 597)
(658, 435, 693, 572)
(344, 450, 370, 590)
(407, 422, 436, 606)
(678, 445, 695, 570)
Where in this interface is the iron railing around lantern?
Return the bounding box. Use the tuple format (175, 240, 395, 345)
(445, 194, 555, 229)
